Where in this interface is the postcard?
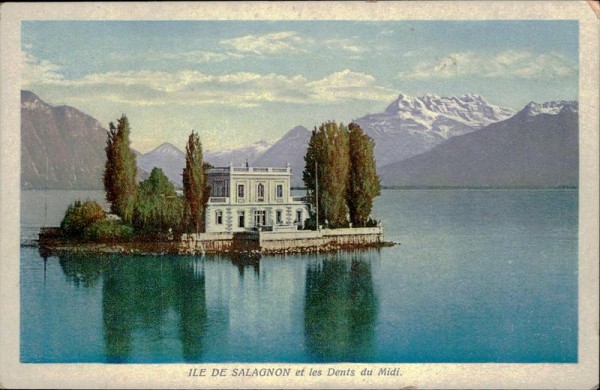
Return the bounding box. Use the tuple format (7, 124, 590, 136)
(1, 1, 598, 389)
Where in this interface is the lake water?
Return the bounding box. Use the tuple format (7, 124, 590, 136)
(20, 189, 578, 363)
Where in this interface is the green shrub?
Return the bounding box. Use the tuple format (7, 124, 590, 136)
(61, 200, 107, 238)
(302, 213, 317, 230)
(133, 168, 184, 233)
(365, 218, 379, 227)
(83, 220, 134, 241)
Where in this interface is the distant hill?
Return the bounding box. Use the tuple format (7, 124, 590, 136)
(137, 143, 186, 187)
(254, 126, 311, 187)
(204, 139, 275, 168)
(21, 90, 108, 190)
(354, 93, 516, 167)
(22, 90, 150, 190)
(379, 101, 578, 188)
(20, 90, 308, 189)
(131, 130, 307, 188)
(25, 90, 570, 191)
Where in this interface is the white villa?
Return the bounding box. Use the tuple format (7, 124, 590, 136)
(204, 164, 311, 233)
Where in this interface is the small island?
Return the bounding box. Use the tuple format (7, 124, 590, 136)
(38, 117, 393, 256)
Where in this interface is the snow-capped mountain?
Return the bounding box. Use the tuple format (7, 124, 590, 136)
(379, 100, 578, 188)
(519, 100, 578, 118)
(204, 139, 275, 168)
(23, 89, 540, 190)
(354, 93, 516, 167)
(164, 94, 517, 186)
(137, 143, 186, 187)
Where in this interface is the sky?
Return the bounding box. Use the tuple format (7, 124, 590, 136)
(22, 20, 578, 153)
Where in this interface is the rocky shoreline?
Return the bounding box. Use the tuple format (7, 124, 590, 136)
(33, 226, 397, 257)
(33, 238, 396, 257)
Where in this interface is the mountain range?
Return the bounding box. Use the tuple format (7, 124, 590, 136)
(378, 101, 578, 187)
(205, 139, 275, 168)
(137, 126, 312, 188)
(354, 93, 516, 167)
(21, 90, 578, 190)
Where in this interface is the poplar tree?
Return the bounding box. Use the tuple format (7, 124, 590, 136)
(182, 131, 209, 233)
(347, 123, 380, 226)
(303, 127, 323, 222)
(303, 121, 351, 228)
(103, 115, 138, 223)
(323, 121, 351, 228)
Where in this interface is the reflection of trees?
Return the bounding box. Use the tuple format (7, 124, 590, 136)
(304, 254, 378, 362)
(57, 254, 208, 363)
(172, 258, 207, 361)
(102, 261, 135, 363)
(230, 252, 260, 278)
(58, 253, 108, 288)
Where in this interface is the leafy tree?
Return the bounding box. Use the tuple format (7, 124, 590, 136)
(303, 121, 381, 229)
(103, 115, 138, 223)
(61, 200, 106, 238)
(303, 128, 323, 218)
(303, 121, 350, 228)
(322, 121, 351, 228)
(133, 167, 183, 233)
(182, 131, 210, 233)
(347, 123, 380, 226)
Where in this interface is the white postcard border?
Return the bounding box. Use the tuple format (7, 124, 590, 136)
(1, 2, 598, 389)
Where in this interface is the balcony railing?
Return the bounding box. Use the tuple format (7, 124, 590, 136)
(208, 167, 230, 174)
(209, 166, 291, 175)
(207, 196, 308, 205)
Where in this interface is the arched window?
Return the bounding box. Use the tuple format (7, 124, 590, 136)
(257, 183, 265, 201)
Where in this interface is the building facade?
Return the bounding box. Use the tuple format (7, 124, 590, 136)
(204, 164, 311, 233)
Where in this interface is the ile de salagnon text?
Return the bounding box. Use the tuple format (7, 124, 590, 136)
(187, 367, 401, 378)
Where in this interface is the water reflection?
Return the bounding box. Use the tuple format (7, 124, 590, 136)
(58, 252, 107, 288)
(57, 254, 208, 363)
(174, 258, 207, 361)
(229, 252, 260, 278)
(303, 253, 378, 362)
(53, 250, 378, 363)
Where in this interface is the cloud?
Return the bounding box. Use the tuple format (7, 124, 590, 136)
(398, 50, 577, 79)
(220, 31, 368, 58)
(23, 53, 396, 107)
(307, 69, 396, 102)
(22, 51, 64, 86)
(220, 31, 312, 55)
(323, 39, 367, 54)
(147, 50, 244, 63)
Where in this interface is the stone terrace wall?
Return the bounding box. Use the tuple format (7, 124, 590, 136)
(179, 232, 233, 254)
(258, 227, 383, 253)
(179, 227, 383, 254)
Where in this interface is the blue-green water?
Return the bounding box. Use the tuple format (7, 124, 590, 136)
(20, 189, 578, 363)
